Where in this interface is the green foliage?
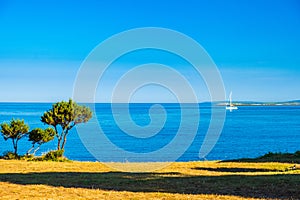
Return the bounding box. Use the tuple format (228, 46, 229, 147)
(29, 127, 55, 144)
(2, 151, 20, 160)
(41, 99, 92, 152)
(41, 99, 92, 129)
(31, 150, 67, 161)
(21, 154, 34, 160)
(43, 150, 64, 160)
(260, 152, 277, 158)
(0, 119, 29, 155)
(258, 151, 300, 163)
(27, 127, 55, 155)
(228, 151, 300, 164)
(259, 151, 300, 161)
(1, 151, 33, 160)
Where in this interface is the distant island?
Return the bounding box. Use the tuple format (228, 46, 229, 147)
(216, 100, 300, 106)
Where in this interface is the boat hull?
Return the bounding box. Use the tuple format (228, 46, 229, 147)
(226, 106, 238, 110)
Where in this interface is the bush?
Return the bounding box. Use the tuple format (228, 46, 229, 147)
(20, 154, 34, 160)
(2, 151, 20, 160)
(43, 150, 64, 160)
(0, 149, 69, 162)
(30, 150, 68, 162)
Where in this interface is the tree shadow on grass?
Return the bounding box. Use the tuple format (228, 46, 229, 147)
(0, 172, 299, 199)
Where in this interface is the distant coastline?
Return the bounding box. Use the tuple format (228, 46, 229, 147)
(0, 100, 299, 106)
(217, 100, 300, 106)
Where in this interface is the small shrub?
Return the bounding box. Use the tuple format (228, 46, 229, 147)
(44, 150, 64, 160)
(34, 150, 68, 162)
(20, 154, 34, 160)
(260, 152, 276, 159)
(2, 151, 19, 160)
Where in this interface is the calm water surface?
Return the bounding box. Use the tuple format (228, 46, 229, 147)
(0, 103, 299, 161)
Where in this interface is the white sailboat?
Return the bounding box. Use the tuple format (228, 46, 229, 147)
(226, 91, 238, 111)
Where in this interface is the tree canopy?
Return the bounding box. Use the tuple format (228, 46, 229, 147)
(27, 127, 55, 155)
(0, 119, 29, 155)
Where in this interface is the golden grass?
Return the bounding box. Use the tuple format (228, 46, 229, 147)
(0, 160, 299, 199)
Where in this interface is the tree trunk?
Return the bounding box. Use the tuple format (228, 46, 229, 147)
(12, 139, 18, 155)
(33, 145, 41, 155)
(27, 144, 35, 155)
(54, 125, 61, 150)
(61, 131, 68, 150)
(57, 137, 61, 150)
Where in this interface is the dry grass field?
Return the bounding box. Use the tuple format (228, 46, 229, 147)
(0, 160, 300, 199)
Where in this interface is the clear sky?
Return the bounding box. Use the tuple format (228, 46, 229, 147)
(0, 0, 299, 102)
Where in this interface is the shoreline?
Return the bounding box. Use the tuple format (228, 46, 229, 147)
(2, 150, 300, 164)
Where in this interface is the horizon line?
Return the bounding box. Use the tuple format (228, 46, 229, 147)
(0, 100, 299, 104)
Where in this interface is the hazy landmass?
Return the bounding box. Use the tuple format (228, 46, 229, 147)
(216, 100, 300, 106)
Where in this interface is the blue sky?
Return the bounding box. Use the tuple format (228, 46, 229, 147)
(0, 0, 299, 102)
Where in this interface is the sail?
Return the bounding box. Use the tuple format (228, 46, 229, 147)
(226, 91, 238, 110)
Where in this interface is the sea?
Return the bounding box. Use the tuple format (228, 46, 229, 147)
(0, 103, 299, 162)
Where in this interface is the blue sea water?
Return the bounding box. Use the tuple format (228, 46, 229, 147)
(0, 103, 299, 161)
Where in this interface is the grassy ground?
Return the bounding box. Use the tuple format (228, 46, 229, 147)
(0, 160, 299, 199)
